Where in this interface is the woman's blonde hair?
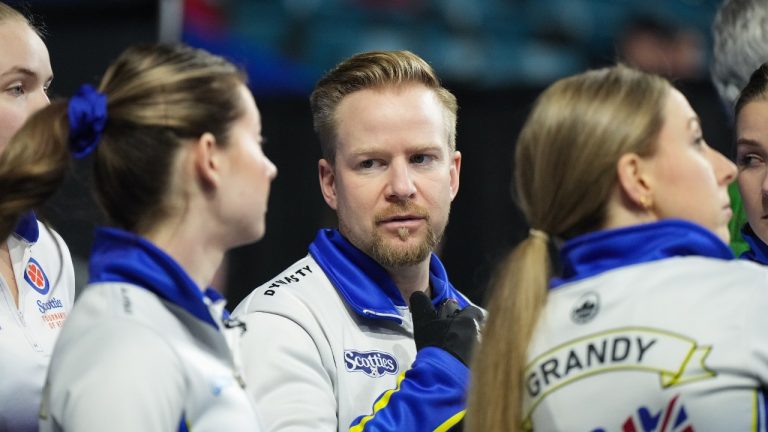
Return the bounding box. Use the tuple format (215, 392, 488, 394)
(0, 2, 43, 37)
(0, 2, 26, 24)
(0, 44, 246, 240)
(0, 2, 45, 240)
(466, 65, 670, 431)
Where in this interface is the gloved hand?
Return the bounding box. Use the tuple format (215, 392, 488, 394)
(409, 291, 484, 366)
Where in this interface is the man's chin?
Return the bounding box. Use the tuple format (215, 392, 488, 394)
(374, 222, 422, 238)
(370, 237, 432, 268)
(381, 229, 425, 244)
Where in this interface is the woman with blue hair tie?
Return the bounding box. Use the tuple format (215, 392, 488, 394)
(0, 3, 75, 431)
(3, 42, 276, 430)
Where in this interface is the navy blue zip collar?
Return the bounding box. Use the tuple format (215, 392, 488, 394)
(88, 227, 224, 329)
(309, 228, 468, 323)
(551, 220, 733, 289)
(741, 224, 768, 265)
(14, 211, 39, 243)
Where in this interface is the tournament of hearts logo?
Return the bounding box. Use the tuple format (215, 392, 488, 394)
(24, 258, 50, 295)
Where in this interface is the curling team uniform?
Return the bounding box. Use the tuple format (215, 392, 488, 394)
(525, 220, 768, 432)
(0, 213, 75, 431)
(741, 224, 768, 265)
(233, 228, 474, 431)
(39, 227, 261, 431)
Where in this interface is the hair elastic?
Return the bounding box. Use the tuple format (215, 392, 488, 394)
(67, 84, 107, 159)
(528, 228, 550, 242)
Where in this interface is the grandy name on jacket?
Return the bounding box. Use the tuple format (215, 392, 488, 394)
(527, 334, 657, 397)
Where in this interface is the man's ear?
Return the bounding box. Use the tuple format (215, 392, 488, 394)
(449, 150, 461, 201)
(318, 158, 338, 210)
(194, 132, 221, 189)
(616, 152, 654, 210)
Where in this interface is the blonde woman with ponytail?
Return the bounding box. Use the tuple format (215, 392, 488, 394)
(3, 43, 276, 431)
(467, 65, 768, 430)
(0, 3, 76, 431)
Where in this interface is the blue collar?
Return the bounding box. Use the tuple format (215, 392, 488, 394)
(13, 211, 39, 243)
(740, 224, 768, 265)
(551, 220, 734, 289)
(308, 228, 468, 323)
(88, 227, 224, 329)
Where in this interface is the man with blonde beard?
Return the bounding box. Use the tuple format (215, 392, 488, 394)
(232, 50, 483, 431)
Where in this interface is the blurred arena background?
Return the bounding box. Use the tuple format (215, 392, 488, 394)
(13, 0, 728, 305)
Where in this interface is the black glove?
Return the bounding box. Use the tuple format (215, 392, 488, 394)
(409, 291, 484, 366)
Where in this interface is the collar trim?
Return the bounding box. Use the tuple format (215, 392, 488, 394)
(552, 220, 733, 288)
(309, 229, 469, 323)
(88, 227, 224, 329)
(14, 212, 39, 243)
(740, 224, 768, 264)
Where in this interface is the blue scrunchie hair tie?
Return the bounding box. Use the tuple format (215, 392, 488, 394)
(67, 84, 107, 159)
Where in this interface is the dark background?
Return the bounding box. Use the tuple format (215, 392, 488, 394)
(14, 0, 732, 307)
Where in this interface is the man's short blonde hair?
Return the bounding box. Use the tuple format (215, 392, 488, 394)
(309, 50, 458, 163)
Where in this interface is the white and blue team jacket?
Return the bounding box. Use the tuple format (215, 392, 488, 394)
(232, 228, 474, 431)
(0, 212, 75, 432)
(38, 227, 261, 432)
(740, 224, 768, 265)
(525, 220, 768, 431)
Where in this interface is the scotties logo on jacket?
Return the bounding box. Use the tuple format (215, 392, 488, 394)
(24, 258, 50, 295)
(344, 350, 399, 378)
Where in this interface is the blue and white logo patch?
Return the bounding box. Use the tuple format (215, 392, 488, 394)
(24, 258, 50, 295)
(344, 350, 399, 378)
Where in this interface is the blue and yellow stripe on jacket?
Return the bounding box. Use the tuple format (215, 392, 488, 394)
(349, 347, 468, 432)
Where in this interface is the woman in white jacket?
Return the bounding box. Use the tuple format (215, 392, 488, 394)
(466, 65, 768, 431)
(3, 42, 276, 431)
(0, 3, 75, 431)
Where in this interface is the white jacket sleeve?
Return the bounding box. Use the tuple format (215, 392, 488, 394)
(40, 321, 186, 432)
(239, 311, 337, 431)
(747, 271, 768, 385)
